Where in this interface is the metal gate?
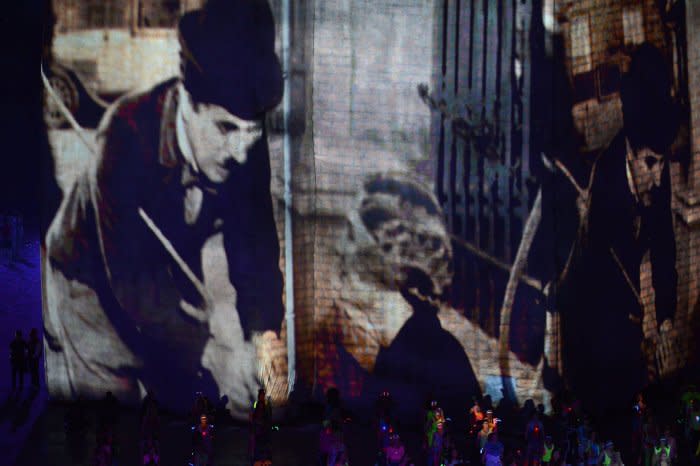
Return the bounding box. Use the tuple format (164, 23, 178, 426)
(429, 0, 541, 339)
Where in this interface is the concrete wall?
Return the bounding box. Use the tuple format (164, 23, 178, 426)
(300, 0, 549, 408)
(304, 0, 435, 396)
(53, 30, 181, 94)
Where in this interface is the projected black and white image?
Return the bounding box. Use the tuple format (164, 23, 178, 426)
(43, 0, 289, 416)
(41, 0, 698, 430)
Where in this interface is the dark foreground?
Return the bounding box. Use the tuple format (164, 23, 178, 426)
(13, 401, 427, 466)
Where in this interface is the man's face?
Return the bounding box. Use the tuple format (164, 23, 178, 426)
(184, 97, 264, 184)
(631, 147, 665, 207)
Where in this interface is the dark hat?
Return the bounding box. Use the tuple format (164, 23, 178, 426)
(620, 42, 679, 154)
(178, 0, 283, 119)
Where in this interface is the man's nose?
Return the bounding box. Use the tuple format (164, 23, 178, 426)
(223, 138, 248, 165)
(652, 165, 663, 187)
(241, 131, 261, 152)
(230, 134, 259, 163)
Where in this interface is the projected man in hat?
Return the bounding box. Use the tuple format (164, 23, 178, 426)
(560, 43, 679, 418)
(44, 0, 286, 414)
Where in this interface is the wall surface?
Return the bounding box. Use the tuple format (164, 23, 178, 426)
(43, 0, 700, 421)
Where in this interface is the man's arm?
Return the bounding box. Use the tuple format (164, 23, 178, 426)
(223, 135, 284, 340)
(91, 112, 149, 283)
(650, 165, 677, 327)
(87, 101, 172, 345)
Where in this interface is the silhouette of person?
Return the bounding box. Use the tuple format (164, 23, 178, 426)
(27, 328, 41, 389)
(249, 388, 272, 462)
(372, 269, 481, 419)
(560, 42, 679, 427)
(98, 391, 119, 431)
(9, 330, 27, 391)
(192, 414, 214, 466)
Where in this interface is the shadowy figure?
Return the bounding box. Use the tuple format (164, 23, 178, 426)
(192, 414, 214, 466)
(482, 432, 505, 466)
(9, 330, 27, 391)
(324, 387, 343, 426)
(191, 392, 213, 426)
(372, 269, 481, 421)
(98, 391, 119, 432)
(141, 394, 160, 445)
(560, 43, 680, 427)
(374, 390, 394, 455)
(249, 388, 272, 463)
(215, 395, 232, 425)
(319, 419, 346, 466)
(524, 411, 545, 465)
(27, 328, 41, 389)
(93, 428, 115, 466)
(140, 389, 158, 423)
(64, 396, 89, 463)
(141, 434, 161, 465)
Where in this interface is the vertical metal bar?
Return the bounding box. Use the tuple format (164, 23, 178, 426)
(468, 0, 485, 324)
(499, 0, 514, 262)
(470, 0, 485, 250)
(520, 0, 532, 221)
(453, 0, 472, 310)
(434, 0, 449, 207)
(454, 0, 461, 97)
(451, 0, 461, 232)
(444, 0, 458, 232)
(457, 0, 473, 241)
(484, 0, 499, 256)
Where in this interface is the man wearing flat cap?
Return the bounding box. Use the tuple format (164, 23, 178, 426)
(43, 0, 286, 414)
(560, 43, 679, 421)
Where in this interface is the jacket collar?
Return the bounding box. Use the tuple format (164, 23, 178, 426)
(158, 81, 210, 190)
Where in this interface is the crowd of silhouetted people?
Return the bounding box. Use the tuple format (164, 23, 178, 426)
(57, 386, 256, 465)
(10, 325, 700, 466)
(9, 328, 41, 392)
(322, 380, 700, 466)
(310, 378, 700, 466)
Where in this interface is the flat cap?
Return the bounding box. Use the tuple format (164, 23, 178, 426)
(178, 0, 283, 119)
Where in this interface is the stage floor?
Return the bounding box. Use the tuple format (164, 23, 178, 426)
(14, 401, 428, 466)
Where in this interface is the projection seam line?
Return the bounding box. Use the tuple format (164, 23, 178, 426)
(282, 0, 296, 396)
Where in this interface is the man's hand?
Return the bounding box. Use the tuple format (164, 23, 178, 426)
(253, 330, 289, 404)
(655, 318, 681, 378)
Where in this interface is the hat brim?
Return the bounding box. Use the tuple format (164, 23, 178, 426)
(177, 6, 283, 119)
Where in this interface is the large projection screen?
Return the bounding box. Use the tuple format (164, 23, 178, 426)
(42, 0, 694, 421)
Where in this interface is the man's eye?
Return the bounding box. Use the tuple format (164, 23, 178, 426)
(644, 156, 662, 169)
(216, 122, 239, 133)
